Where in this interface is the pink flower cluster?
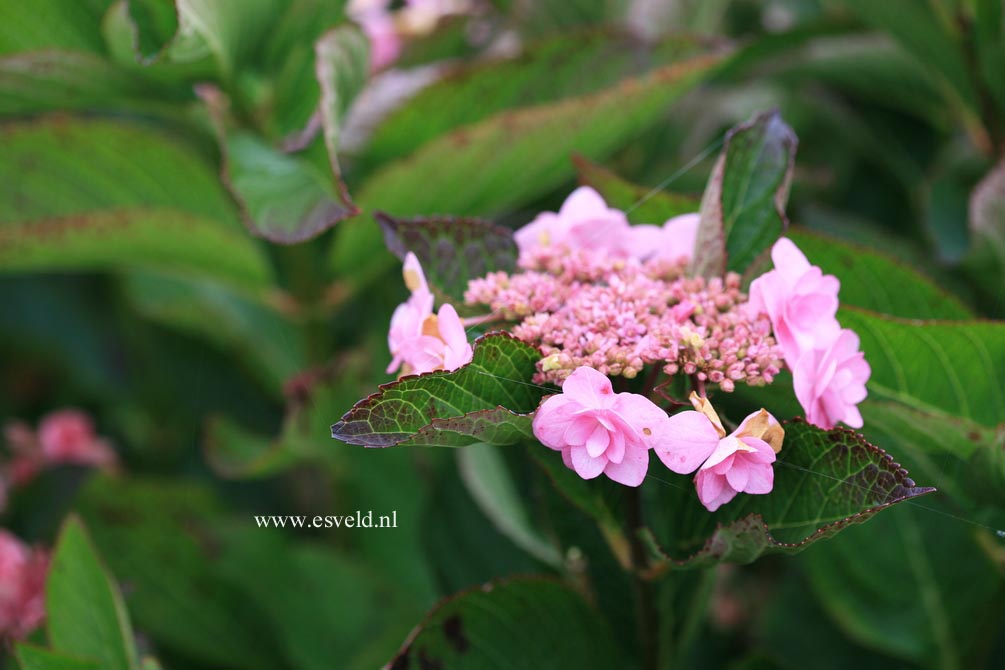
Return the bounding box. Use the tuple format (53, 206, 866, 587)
(2, 409, 117, 511)
(748, 238, 870, 429)
(387, 252, 473, 376)
(0, 530, 48, 640)
(466, 198, 784, 391)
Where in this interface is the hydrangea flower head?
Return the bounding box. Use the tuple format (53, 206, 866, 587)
(38, 409, 116, 468)
(532, 366, 672, 487)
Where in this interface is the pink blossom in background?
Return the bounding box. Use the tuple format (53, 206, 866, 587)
(38, 409, 116, 468)
(628, 212, 700, 263)
(0, 530, 48, 640)
(387, 253, 473, 376)
(747, 237, 841, 363)
(793, 329, 871, 429)
(532, 366, 672, 486)
(347, 0, 402, 72)
(655, 396, 781, 511)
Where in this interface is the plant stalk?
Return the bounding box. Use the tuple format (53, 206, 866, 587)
(625, 485, 658, 670)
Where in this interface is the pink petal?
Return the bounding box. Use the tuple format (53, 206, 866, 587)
(626, 224, 663, 260)
(559, 186, 610, 219)
(700, 435, 741, 470)
(561, 448, 574, 469)
(561, 366, 615, 408)
(564, 415, 597, 446)
(606, 428, 626, 464)
(532, 396, 578, 450)
(653, 411, 721, 474)
(570, 445, 607, 479)
(585, 424, 610, 458)
(725, 463, 749, 491)
(771, 237, 812, 285)
(661, 213, 700, 260)
(741, 459, 774, 495)
(612, 392, 669, 449)
(603, 444, 649, 487)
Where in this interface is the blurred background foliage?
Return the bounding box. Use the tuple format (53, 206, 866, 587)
(0, 0, 1003, 668)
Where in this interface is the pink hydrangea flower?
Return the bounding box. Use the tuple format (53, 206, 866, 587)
(793, 329, 871, 429)
(38, 409, 116, 468)
(387, 252, 473, 376)
(0, 530, 48, 640)
(532, 366, 672, 487)
(747, 237, 840, 363)
(514, 187, 634, 257)
(655, 395, 781, 511)
(628, 212, 700, 263)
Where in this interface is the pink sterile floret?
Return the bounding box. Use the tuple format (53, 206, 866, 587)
(747, 237, 841, 364)
(656, 402, 780, 512)
(532, 366, 672, 487)
(388, 252, 473, 376)
(792, 329, 871, 430)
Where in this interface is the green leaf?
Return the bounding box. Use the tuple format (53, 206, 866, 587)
(0, 51, 175, 118)
(573, 155, 700, 225)
(0, 0, 109, 55)
(123, 0, 179, 62)
(377, 212, 518, 302)
(838, 309, 1005, 428)
(386, 577, 624, 669)
(457, 443, 563, 566)
(120, 271, 305, 389)
(15, 645, 100, 670)
(355, 49, 725, 217)
(360, 31, 708, 172)
(313, 24, 369, 191)
(124, 0, 284, 75)
(788, 229, 973, 319)
(0, 118, 271, 291)
(804, 504, 1004, 668)
(641, 419, 934, 568)
(203, 84, 358, 244)
(46, 516, 138, 670)
(691, 110, 797, 278)
(965, 160, 1005, 316)
(331, 333, 545, 447)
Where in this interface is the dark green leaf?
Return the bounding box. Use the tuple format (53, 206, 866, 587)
(691, 110, 797, 277)
(835, 0, 979, 112)
(975, 0, 1005, 110)
(331, 333, 545, 447)
(386, 577, 624, 669)
(377, 211, 518, 302)
(120, 272, 305, 390)
(46, 516, 137, 670)
(804, 504, 1004, 668)
(642, 419, 933, 568)
(124, 0, 179, 62)
(457, 443, 563, 566)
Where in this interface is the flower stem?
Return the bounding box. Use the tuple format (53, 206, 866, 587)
(689, 374, 706, 398)
(625, 486, 658, 670)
